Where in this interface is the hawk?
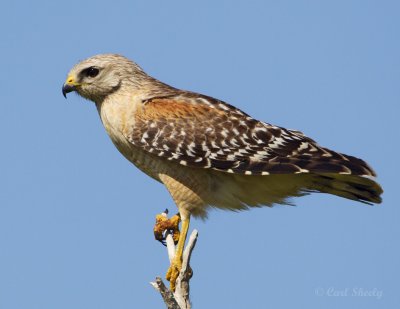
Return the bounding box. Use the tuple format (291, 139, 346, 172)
(62, 54, 383, 290)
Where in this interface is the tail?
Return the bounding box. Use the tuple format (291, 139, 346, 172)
(204, 149, 383, 213)
(311, 173, 383, 205)
(302, 150, 383, 205)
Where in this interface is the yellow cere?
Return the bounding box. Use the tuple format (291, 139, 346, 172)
(65, 75, 80, 86)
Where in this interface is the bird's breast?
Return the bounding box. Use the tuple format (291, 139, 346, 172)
(97, 98, 163, 181)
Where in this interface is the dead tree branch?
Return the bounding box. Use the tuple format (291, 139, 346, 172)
(151, 229, 198, 309)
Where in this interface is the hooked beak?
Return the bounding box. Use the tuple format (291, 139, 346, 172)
(62, 75, 79, 98)
(62, 83, 76, 98)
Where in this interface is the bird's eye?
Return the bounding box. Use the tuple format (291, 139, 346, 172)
(84, 67, 100, 78)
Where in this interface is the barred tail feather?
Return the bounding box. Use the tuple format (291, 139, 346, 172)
(204, 151, 382, 215)
(311, 174, 383, 205)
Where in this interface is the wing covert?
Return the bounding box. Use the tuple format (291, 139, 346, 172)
(126, 93, 376, 177)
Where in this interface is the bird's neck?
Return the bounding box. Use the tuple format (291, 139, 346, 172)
(94, 79, 180, 140)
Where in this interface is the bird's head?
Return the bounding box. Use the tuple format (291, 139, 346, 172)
(62, 54, 147, 102)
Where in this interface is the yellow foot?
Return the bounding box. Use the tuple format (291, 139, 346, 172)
(153, 209, 181, 245)
(166, 256, 182, 292)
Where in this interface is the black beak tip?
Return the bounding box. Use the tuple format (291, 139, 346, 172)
(62, 84, 75, 98)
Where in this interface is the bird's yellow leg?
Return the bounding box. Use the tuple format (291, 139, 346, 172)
(166, 215, 190, 291)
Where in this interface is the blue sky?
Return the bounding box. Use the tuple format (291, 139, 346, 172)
(1, 1, 398, 308)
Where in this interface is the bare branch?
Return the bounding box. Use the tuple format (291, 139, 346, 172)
(150, 277, 180, 309)
(174, 230, 198, 309)
(151, 229, 199, 309)
(165, 232, 176, 263)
